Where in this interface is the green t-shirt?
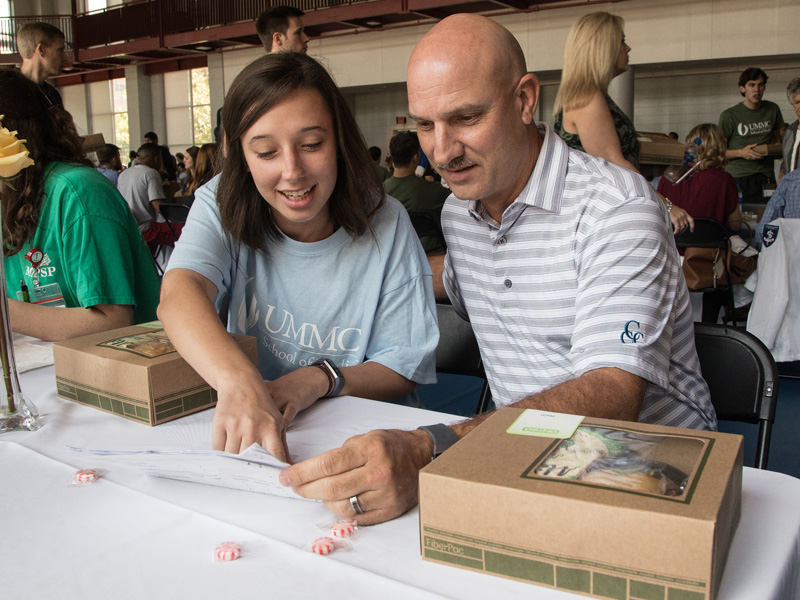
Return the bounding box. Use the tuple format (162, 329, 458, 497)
(384, 174, 451, 255)
(4, 162, 161, 323)
(719, 100, 785, 178)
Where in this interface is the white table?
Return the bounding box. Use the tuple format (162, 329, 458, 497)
(3, 363, 800, 600)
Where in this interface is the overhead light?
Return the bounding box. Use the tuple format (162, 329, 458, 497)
(365, 20, 381, 26)
(196, 45, 213, 51)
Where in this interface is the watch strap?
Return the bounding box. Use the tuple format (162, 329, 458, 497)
(417, 423, 460, 460)
(311, 358, 345, 398)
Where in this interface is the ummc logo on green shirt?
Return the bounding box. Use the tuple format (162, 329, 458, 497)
(737, 121, 774, 136)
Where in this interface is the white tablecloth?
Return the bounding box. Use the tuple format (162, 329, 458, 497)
(2, 363, 800, 600)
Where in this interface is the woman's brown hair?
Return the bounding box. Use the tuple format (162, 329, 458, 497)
(0, 68, 91, 256)
(218, 52, 384, 251)
(187, 143, 218, 196)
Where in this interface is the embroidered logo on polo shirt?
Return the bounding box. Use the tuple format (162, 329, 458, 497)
(620, 320, 643, 344)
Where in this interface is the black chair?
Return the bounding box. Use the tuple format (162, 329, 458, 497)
(674, 217, 737, 326)
(693, 322, 778, 469)
(435, 303, 491, 415)
(159, 203, 190, 232)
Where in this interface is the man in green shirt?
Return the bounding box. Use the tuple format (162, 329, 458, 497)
(719, 67, 785, 203)
(384, 131, 451, 255)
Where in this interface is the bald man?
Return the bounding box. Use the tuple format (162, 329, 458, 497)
(278, 15, 715, 525)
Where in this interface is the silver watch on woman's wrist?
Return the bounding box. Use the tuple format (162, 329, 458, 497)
(417, 423, 460, 460)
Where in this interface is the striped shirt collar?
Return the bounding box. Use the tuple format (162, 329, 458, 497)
(466, 122, 569, 228)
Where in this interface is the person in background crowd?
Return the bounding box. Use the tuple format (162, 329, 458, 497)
(553, 12, 693, 234)
(256, 6, 309, 54)
(277, 14, 714, 526)
(95, 143, 122, 187)
(118, 143, 182, 246)
(16, 22, 67, 109)
(384, 131, 449, 255)
(719, 67, 784, 203)
(143, 131, 178, 182)
(0, 69, 160, 341)
(370, 146, 391, 181)
(183, 145, 200, 187)
(755, 169, 800, 249)
(658, 124, 742, 228)
(668, 131, 680, 141)
(185, 143, 218, 200)
(658, 123, 743, 323)
(127, 149, 137, 168)
(780, 78, 800, 179)
(158, 52, 437, 464)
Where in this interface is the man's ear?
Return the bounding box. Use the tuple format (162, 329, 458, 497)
(36, 42, 46, 57)
(516, 73, 540, 126)
(272, 32, 284, 52)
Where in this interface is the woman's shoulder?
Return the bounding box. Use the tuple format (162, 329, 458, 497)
(45, 162, 122, 206)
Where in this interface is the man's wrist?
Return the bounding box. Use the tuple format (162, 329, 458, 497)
(409, 428, 436, 468)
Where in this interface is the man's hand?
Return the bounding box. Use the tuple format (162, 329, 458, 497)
(212, 372, 290, 462)
(738, 144, 762, 160)
(279, 428, 434, 525)
(266, 366, 330, 426)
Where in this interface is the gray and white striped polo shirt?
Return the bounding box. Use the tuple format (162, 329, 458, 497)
(442, 123, 716, 431)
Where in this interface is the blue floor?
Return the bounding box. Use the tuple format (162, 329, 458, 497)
(418, 374, 800, 479)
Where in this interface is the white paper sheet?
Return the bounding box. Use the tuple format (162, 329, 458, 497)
(67, 442, 312, 500)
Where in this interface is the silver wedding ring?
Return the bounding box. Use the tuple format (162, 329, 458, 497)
(349, 494, 364, 515)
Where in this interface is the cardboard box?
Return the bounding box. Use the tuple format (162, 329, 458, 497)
(54, 323, 257, 426)
(638, 132, 685, 165)
(753, 143, 782, 157)
(419, 408, 742, 600)
(81, 133, 106, 167)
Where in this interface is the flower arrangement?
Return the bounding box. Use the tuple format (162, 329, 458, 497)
(0, 116, 34, 182)
(0, 115, 39, 432)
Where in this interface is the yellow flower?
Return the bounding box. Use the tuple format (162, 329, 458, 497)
(0, 115, 35, 179)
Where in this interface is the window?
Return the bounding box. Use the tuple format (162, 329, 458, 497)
(89, 77, 129, 158)
(0, 0, 12, 54)
(112, 78, 129, 157)
(165, 67, 212, 153)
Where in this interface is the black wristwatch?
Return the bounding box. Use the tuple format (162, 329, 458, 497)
(417, 423, 460, 460)
(310, 358, 345, 398)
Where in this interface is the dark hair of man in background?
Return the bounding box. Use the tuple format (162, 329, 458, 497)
(256, 6, 305, 50)
(738, 67, 768, 95)
(389, 132, 420, 168)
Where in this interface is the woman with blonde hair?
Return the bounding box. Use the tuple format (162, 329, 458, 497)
(657, 124, 741, 228)
(554, 11, 693, 233)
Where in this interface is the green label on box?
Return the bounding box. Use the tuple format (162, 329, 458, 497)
(507, 409, 584, 439)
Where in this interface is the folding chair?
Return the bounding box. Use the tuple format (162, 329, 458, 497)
(693, 322, 778, 469)
(159, 203, 190, 240)
(435, 302, 491, 415)
(675, 217, 738, 326)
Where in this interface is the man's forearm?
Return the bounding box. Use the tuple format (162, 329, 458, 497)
(449, 367, 646, 439)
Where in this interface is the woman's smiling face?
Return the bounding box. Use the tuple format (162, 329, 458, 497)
(242, 87, 338, 242)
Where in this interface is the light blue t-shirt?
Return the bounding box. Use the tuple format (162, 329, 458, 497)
(166, 176, 438, 388)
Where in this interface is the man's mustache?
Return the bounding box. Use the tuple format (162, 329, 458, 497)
(435, 156, 476, 171)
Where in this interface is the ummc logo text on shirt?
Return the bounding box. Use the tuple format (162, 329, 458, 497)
(263, 305, 361, 352)
(737, 121, 773, 136)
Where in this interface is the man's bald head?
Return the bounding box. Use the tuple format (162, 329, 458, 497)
(406, 14, 540, 219)
(408, 14, 526, 90)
